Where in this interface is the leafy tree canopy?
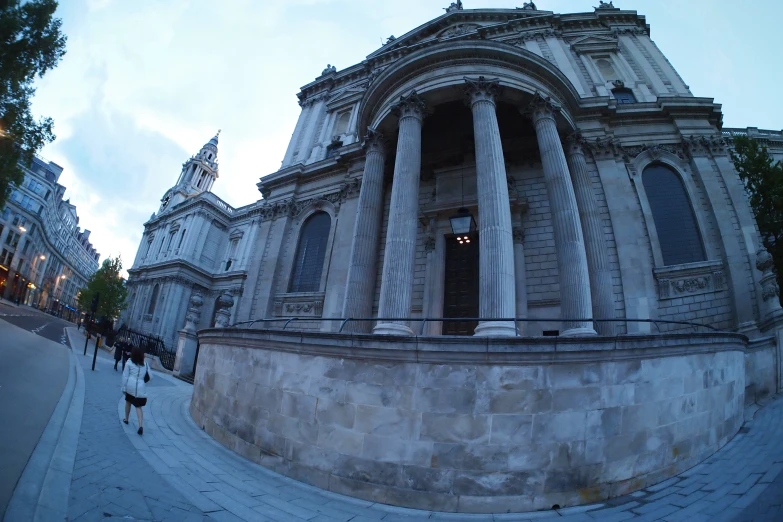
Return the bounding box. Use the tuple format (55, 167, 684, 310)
(0, 0, 66, 208)
(731, 136, 783, 301)
(77, 256, 128, 321)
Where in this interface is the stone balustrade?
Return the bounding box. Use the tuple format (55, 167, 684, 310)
(191, 329, 746, 513)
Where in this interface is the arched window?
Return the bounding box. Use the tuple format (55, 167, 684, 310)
(147, 284, 160, 315)
(642, 163, 706, 266)
(289, 212, 331, 293)
(612, 88, 636, 104)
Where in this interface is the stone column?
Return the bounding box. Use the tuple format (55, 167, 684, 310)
(374, 92, 427, 336)
(564, 133, 615, 335)
(513, 226, 528, 335)
(527, 94, 595, 336)
(342, 130, 387, 333)
(466, 77, 516, 337)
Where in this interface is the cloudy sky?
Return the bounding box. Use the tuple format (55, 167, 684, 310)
(30, 0, 783, 275)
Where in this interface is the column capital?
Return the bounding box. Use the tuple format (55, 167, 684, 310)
(512, 227, 525, 244)
(363, 128, 386, 155)
(563, 131, 587, 156)
(464, 76, 502, 106)
(392, 91, 427, 122)
(526, 92, 561, 123)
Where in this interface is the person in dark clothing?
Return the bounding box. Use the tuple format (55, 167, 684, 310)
(113, 340, 124, 371)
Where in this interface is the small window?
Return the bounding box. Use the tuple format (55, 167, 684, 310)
(642, 163, 706, 266)
(612, 88, 636, 104)
(289, 212, 331, 293)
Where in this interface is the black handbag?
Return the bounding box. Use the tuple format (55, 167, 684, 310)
(143, 362, 150, 383)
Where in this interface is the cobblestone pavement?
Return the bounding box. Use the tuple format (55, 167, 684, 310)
(59, 327, 783, 521)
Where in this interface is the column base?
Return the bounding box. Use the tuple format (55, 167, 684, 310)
(373, 322, 414, 336)
(560, 326, 598, 337)
(474, 321, 518, 337)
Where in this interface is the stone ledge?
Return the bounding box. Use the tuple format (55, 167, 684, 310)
(198, 328, 747, 365)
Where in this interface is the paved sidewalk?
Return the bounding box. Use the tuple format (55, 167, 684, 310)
(40, 327, 783, 521)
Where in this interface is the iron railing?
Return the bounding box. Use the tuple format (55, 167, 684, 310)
(116, 325, 176, 370)
(230, 316, 721, 336)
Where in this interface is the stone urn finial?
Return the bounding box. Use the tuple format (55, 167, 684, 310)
(756, 247, 781, 318)
(213, 292, 235, 328)
(182, 291, 204, 333)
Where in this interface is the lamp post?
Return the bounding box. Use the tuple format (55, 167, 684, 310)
(449, 207, 477, 244)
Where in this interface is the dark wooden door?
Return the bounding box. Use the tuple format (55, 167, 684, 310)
(442, 234, 479, 335)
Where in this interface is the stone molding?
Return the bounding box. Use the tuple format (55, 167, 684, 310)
(273, 292, 326, 317)
(258, 179, 361, 223)
(653, 260, 727, 300)
(198, 328, 747, 365)
(681, 134, 732, 156)
(391, 91, 427, 121)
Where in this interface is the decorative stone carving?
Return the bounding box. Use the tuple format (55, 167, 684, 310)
(439, 23, 479, 39)
(384, 35, 396, 44)
(321, 64, 337, 76)
(444, 0, 463, 12)
(756, 247, 781, 309)
(681, 134, 731, 156)
(596, 1, 615, 9)
(258, 179, 361, 222)
(512, 227, 525, 244)
(213, 292, 235, 328)
(274, 293, 325, 317)
(424, 235, 436, 252)
(392, 91, 428, 120)
(519, 1, 537, 10)
(465, 76, 502, 105)
(183, 292, 204, 333)
(653, 260, 727, 300)
(526, 92, 561, 120)
(363, 128, 386, 154)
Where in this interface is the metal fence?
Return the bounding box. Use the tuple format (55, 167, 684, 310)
(116, 325, 176, 371)
(230, 316, 721, 335)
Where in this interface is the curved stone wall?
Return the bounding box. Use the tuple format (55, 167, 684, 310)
(191, 330, 746, 513)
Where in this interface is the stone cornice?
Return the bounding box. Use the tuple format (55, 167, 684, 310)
(257, 178, 361, 223)
(198, 329, 746, 365)
(257, 141, 364, 193)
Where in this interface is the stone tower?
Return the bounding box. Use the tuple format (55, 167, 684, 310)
(159, 132, 220, 213)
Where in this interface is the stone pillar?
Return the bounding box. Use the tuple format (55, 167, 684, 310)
(756, 248, 782, 321)
(173, 292, 203, 377)
(513, 226, 528, 335)
(465, 77, 516, 337)
(564, 134, 615, 335)
(342, 130, 387, 333)
(527, 94, 595, 336)
(374, 92, 427, 336)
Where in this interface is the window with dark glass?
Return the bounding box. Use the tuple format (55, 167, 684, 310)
(288, 212, 331, 293)
(147, 284, 160, 315)
(612, 88, 636, 104)
(642, 163, 706, 266)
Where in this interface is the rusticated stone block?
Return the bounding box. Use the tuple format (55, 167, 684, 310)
(553, 386, 601, 412)
(420, 413, 490, 444)
(400, 465, 455, 493)
(452, 470, 545, 496)
(488, 388, 552, 414)
(280, 391, 317, 421)
(490, 414, 533, 445)
(362, 435, 432, 466)
(315, 397, 356, 429)
(344, 381, 414, 409)
(413, 387, 476, 414)
(316, 425, 364, 455)
(354, 405, 419, 439)
(532, 411, 587, 442)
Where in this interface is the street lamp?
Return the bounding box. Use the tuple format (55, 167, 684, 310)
(39, 255, 46, 261)
(449, 207, 476, 244)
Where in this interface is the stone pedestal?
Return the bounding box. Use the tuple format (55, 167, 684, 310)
(528, 94, 595, 336)
(374, 92, 427, 336)
(173, 329, 198, 377)
(757, 247, 782, 321)
(343, 130, 386, 333)
(564, 133, 615, 335)
(466, 77, 516, 337)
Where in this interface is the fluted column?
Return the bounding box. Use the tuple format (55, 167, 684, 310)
(374, 92, 427, 336)
(564, 133, 615, 335)
(466, 77, 516, 337)
(343, 129, 387, 333)
(527, 94, 595, 336)
(513, 226, 528, 335)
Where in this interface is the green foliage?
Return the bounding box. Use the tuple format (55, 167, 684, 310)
(0, 0, 66, 208)
(77, 256, 129, 320)
(731, 136, 783, 299)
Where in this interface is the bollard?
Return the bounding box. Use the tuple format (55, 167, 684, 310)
(83, 331, 90, 355)
(91, 334, 101, 371)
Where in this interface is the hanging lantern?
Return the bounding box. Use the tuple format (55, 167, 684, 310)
(450, 207, 476, 244)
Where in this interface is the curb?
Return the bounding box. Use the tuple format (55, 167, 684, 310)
(3, 327, 86, 522)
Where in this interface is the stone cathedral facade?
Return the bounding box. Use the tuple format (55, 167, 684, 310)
(125, 2, 783, 512)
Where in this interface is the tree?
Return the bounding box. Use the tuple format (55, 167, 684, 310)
(731, 136, 783, 303)
(77, 256, 129, 321)
(0, 0, 66, 209)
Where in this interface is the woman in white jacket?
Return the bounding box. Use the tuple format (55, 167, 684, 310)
(122, 345, 152, 435)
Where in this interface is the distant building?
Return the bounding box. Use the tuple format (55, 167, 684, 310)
(0, 157, 100, 318)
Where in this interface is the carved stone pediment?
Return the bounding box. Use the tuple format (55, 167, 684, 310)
(273, 292, 325, 317)
(567, 34, 618, 54)
(653, 260, 726, 300)
(438, 23, 480, 40)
